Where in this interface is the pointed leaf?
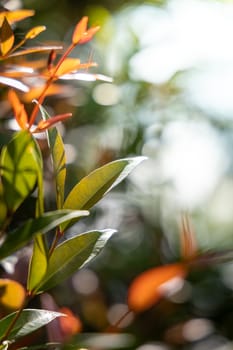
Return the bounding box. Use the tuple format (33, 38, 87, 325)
(0, 10, 35, 25)
(39, 105, 67, 208)
(0, 76, 29, 92)
(128, 264, 187, 312)
(62, 157, 146, 230)
(0, 309, 64, 341)
(35, 229, 115, 293)
(0, 17, 14, 56)
(0, 210, 89, 260)
(47, 58, 81, 78)
(25, 26, 46, 40)
(0, 279, 25, 310)
(72, 16, 88, 44)
(0, 131, 39, 212)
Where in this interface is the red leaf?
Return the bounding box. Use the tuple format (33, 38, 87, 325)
(128, 263, 187, 312)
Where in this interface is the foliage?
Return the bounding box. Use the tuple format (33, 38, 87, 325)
(0, 3, 233, 350)
(0, 7, 145, 349)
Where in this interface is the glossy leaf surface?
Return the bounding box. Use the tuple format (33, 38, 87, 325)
(35, 229, 115, 293)
(0, 131, 39, 212)
(0, 309, 64, 341)
(0, 76, 29, 92)
(62, 157, 146, 230)
(0, 210, 89, 260)
(128, 263, 187, 312)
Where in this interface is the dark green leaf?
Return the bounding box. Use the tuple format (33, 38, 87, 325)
(0, 210, 89, 260)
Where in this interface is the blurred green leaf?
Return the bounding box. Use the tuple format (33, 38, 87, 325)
(35, 229, 115, 292)
(62, 157, 146, 230)
(0, 210, 89, 260)
(39, 104, 67, 209)
(0, 309, 64, 341)
(0, 182, 7, 228)
(0, 131, 39, 213)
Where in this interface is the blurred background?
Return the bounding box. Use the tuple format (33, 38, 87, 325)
(4, 0, 233, 348)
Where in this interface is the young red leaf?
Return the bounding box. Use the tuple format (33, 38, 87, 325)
(33, 113, 72, 133)
(0, 17, 14, 56)
(8, 89, 28, 130)
(128, 263, 187, 312)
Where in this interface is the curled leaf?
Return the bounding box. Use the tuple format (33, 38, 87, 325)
(0, 76, 29, 92)
(128, 264, 187, 312)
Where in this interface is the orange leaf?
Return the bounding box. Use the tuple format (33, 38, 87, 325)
(47, 58, 81, 77)
(25, 25, 46, 40)
(59, 307, 82, 338)
(0, 9, 35, 26)
(0, 279, 25, 310)
(180, 214, 197, 261)
(0, 17, 14, 56)
(33, 113, 72, 133)
(21, 84, 66, 103)
(8, 89, 28, 130)
(72, 16, 100, 45)
(72, 16, 88, 44)
(128, 263, 187, 312)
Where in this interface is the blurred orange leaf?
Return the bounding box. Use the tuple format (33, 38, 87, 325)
(0, 17, 14, 56)
(21, 84, 67, 103)
(128, 263, 187, 312)
(8, 89, 28, 130)
(59, 307, 82, 338)
(47, 58, 81, 77)
(0, 9, 35, 25)
(25, 25, 46, 40)
(72, 16, 100, 45)
(0, 278, 26, 310)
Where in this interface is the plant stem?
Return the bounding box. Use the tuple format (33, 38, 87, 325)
(28, 43, 75, 128)
(1, 294, 32, 341)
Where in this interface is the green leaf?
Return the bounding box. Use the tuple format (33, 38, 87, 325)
(27, 210, 88, 293)
(0, 210, 89, 260)
(39, 104, 66, 208)
(0, 131, 39, 213)
(0, 182, 7, 228)
(62, 157, 146, 231)
(0, 309, 64, 341)
(35, 229, 115, 293)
